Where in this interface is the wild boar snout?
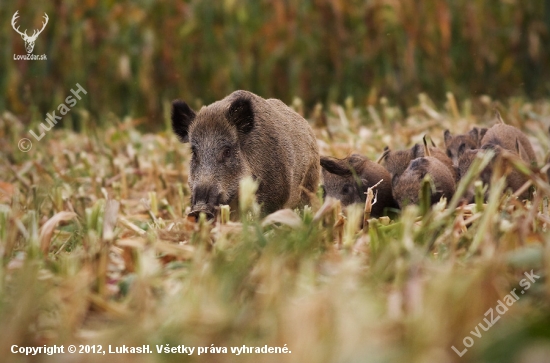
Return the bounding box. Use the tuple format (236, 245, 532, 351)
(191, 183, 222, 209)
(189, 183, 220, 220)
(188, 206, 216, 220)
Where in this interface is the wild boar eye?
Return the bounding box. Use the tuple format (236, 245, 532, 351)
(222, 147, 232, 159)
(446, 150, 452, 158)
(342, 185, 352, 195)
(191, 146, 199, 163)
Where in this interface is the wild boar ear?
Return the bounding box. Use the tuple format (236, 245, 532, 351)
(226, 97, 255, 134)
(443, 130, 452, 146)
(411, 144, 423, 159)
(171, 100, 196, 143)
(377, 149, 390, 164)
(515, 139, 527, 160)
(468, 128, 479, 142)
(320, 156, 352, 176)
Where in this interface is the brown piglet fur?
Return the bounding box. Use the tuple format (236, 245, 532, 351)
(381, 143, 457, 181)
(443, 127, 487, 165)
(480, 124, 536, 164)
(392, 157, 456, 208)
(321, 154, 399, 217)
(457, 123, 536, 202)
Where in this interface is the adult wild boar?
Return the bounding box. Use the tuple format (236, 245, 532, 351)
(171, 90, 319, 219)
(320, 154, 399, 217)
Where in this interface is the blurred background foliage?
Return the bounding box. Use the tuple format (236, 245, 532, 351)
(1, 0, 549, 128)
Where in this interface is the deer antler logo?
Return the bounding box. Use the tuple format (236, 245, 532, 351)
(11, 11, 49, 54)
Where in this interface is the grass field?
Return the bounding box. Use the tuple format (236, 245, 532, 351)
(1, 94, 550, 363)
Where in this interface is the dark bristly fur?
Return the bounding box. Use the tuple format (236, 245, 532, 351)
(172, 90, 319, 218)
(320, 154, 399, 217)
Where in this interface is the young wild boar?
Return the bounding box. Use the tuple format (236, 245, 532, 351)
(456, 148, 491, 203)
(171, 90, 320, 219)
(392, 156, 456, 208)
(457, 123, 536, 201)
(480, 124, 536, 164)
(458, 144, 530, 202)
(443, 127, 487, 165)
(381, 143, 457, 181)
(320, 154, 399, 217)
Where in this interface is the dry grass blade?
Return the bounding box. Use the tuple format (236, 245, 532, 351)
(467, 177, 506, 256)
(261, 209, 303, 229)
(363, 179, 383, 229)
(156, 241, 194, 260)
(495, 109, 505, 124)
(102, 199, 120, 242)
(39, 211, 77, 253)
(312, 197, 340, 223)
(118, 216, 147, 236)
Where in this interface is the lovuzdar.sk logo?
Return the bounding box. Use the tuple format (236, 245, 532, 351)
(12, 10, 48, 61)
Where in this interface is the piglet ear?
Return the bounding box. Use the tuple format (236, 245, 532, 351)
(171, 100, 196, 143)
(226, 96, 255, 134)
(468, 128, 479, 142)
(515, 138, 528, 161)
(377, 149, 390, 164)
(411, 143, 423, 159)
(320, 156, 352, 176)
(444, 130, 452, 146)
